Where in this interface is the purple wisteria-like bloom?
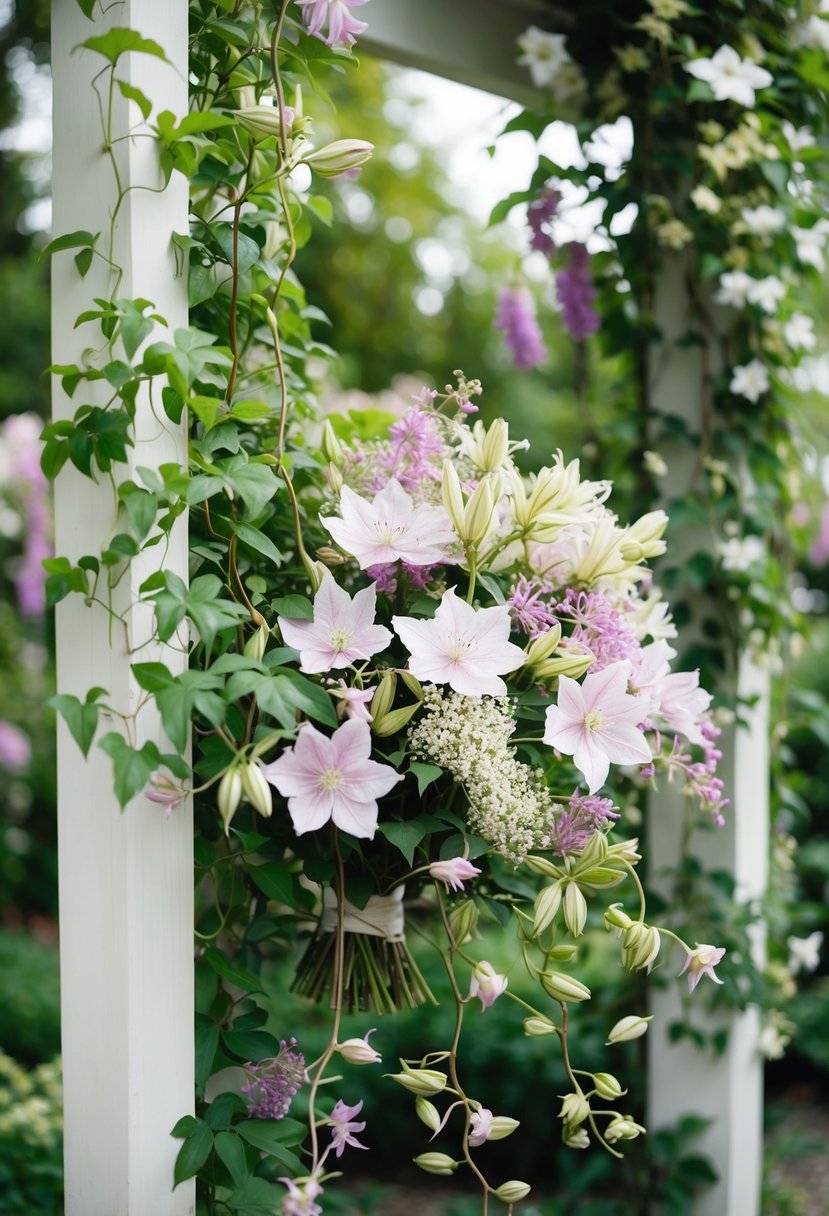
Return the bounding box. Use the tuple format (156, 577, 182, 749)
(556, 243, 600, 341)
(495, 286, 547, 370)
(242, 1039, 307, 1120)
(296, 0, 368, 48)
(549, 790, 619, 856)
(1, 413, 51, 616)
(387, 404, 446, 492)
(555, 589, 639, 670)
(527, 186, 560, 257)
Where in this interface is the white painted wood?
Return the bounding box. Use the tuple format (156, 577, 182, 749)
(52, 1, 193, 1212)
(645, 258, 769, 1216)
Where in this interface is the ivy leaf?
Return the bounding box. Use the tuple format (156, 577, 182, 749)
(98, 732, 160, 809)
(271, 595, 312, 621)
(202, 946, 263, 994)
(115, 78, 153, 120)
(147, 572, 247, 652)
(225, 461, 279, 519)
(376, 818, 434, 866)
(48, 687, 107, 756)
(80, 28, 169, 65)
(173, 1120, 213, 1187)
(74, 0, 96, 17)
(234, 522, 282, 566)
(195, 1017, 220, 1090)
(407, 761, 443, 796)
(214, 1131, 251, 1186)
(41, 229, 98, 259)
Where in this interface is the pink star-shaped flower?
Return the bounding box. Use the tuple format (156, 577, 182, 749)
(328, 1098, 368, 1157)
(296, 0, 368, 48)
(261, 718, 401, 839)
(277, 571, 391, 674)
(392, 587, 526, 696)
(543, 660, 652, 794)
(679, 943, 726, 993)
(321, 478, 456, 570)
(469, 960, 508, 1010)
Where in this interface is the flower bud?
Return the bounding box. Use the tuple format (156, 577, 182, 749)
(524, 854, 565, 879)
(606, 1014, 653, 1045)
(604, 904, 634, 931)
(236, 102, 295, 141)
(306, 559, 327, 594)
(415, 1097, 442, 1133)
(386, 1063, 448, 1096)
(325, 462, 343, 494)
(441, 461, 465, 535)
(532, 651, 595, 681)
(576, 865, 626, 889)
(239, 760, 273, 819)
(321, 420, 344, 466)
(469, 960, 508, 1009)
(414, 1152, 458, 1176)
(605, 1115, 646, 1143)
(563, 883, 587, 937)
(218, 766, 243, 833)
(524, 623, 563, 666)
(481, 418, 510, 472)
(541, 971, 591, 1004)
(493, 1180, 531, 1203)
(303, 138, 374, 177)
(547, 944, 578, 963)
(338, 1028, 381, 1065)
(622, 923, 661, 972)
(619, 510, 668, 563)
(607, 838, 641, 864)
(559, 1092, 590, 1126)
(564, 1126, 590, 1149)
(449, 898, 480, 946)
(487, 1116, 520, 1141)
(533, 883, 562, 936)
(462, 475, 497, 544)
(577, 829, 608, 867)
(593, 1072, 625, 1100)
(523, 1015, 557, 1037)
(243, 622, 270, 663)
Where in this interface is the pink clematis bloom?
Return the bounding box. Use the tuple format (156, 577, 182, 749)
(321, 479, 456, 570)
(543, 660, 652, 795)
(278, 571, 392, 674)
(468, 1107, 494, 1148)
(261, 718, 401, 839)
(392, 587, 526, 696)
(279, 1175, 323, 1216)
(469, 960, 508, 1010)
(144, 769, 185, 817)
(328, 1098, 369, 1157)
(296, 0, 368, 48)
(680, 943, 726, 993)
(429, 857, 482, 893)
(331, 681, 376, 722)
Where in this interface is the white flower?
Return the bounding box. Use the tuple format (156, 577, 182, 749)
(799, 14, 829, 53)
(321, 478, 456, 569)
(783, 313, 817, 351)
(642, 450, 668, 478)
(517, 26, 571, 88)
(793, 221, 829, 271)
(757, 1022, 789, 1060)
(685, 45, 773, 107)
(690, 185, 721, 214)
(787, 931, 823, 975)
(730, 359, 770, 403)
(717, 534, 764, 571)
(741, 205, 786, 237)
(781, 120, 815, 155)
(715, 270, 754, 308)
(277, 571, 392, 673)
(746, 275, 786, 314)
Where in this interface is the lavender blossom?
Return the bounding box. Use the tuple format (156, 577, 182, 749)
(495, 286, 547, 370)
(527, 186, 560, 257)
(242, 1039, 307, 1120)
(548, 790, 619, 856)
(0, 414, 51, 616)
(0, 721, 31, 772)
(508, 576, 558, 636)
(556, 243, 600, 341)
(554, 589, 639, 669)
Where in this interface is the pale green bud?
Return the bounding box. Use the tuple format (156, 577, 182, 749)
(321, 420, 344, 466)
(413, 1152, 458, 1176)
(306, 559, 327, 594)
(481, 418, 510, 472)
(493, 1180, 531, 1203)
(541, 971, 592, 1003)
(532, 651, 595, 681)
(593, 1072, 625, 1100)
(604, 904, 634, 931)
(563, 883, 587, 937)
(488, 1116, 520, 1141)
(524, 854, 565, 880)
(449, 898, 480, 946)
(218, 766, 242, 834)
(576, 865, 626, 889)
(524, 623, 563, 666)
(369, 670, 397, 730)
(533, 883, 562, 936)
(622, 923, 661, 972)
(607, 837, 642, 865)
(243, 622, 269, 663)
(386, 1063, 448, 1096)
(236, 103, 291, 141)
(606, 1014, 653, 1044)
(441, 461, 465, 535)
(326, 462, 344, 494)
(576, 830, 608, 867)
(523, 1015, 557, 1037)
(462, 475, 496, 544)
(547, 944, 578, 963)
(605, 1115, 646, 1143)
(559, 1091, 590, 1126)
(239, 760, 273, 819)
(564, 1126, 590, 1149)
(619, 510, 668, 563)
(304, 139, 374, 177)
(415, 1097, 442, 1133)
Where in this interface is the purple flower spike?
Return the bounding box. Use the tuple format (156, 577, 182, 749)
(242, 1039, 307, 1120)
(527, 186, 560, 258)
(495, 286, 547, 370)
(556, 243, 600, 341)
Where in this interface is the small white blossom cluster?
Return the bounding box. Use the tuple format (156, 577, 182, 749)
(408, 685, 553, 861)
(0, 1050, 62, 1148)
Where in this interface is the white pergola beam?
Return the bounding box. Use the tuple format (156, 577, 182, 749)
(52, 1, 193, 1212)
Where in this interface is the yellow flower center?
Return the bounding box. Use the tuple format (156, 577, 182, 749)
(583, 708, 604, 732)
(318, 768, 344, 793)
(329, 628, 352, 652)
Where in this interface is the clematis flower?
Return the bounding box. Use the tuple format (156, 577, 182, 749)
(338, 1028, 381, 1065)
(277, 571, 391, 673)
(469, 960, 508, 1010)
(331, 681, 376, 722)
(392, 587, 526, 696)
(517, 26, 571, 88)
(279, 1174, 324, 1216)
(296, 0, 368, 48)
(787, 931, 823, 975)
(261, 718, 401, 839)
(730, 360, 770, 403)
(679, 943, 726, 992)
(144, 768, 185, 816)
(715, 269, 753, 309)
(468, 1107, 494, 1147)
(321, 479, 456, 570)
(543, 661, 651, 795)
(684, 45, 772, 107)
(327, 1098, 368, 1157)
(783, 313, 817, 351)
(429, 857, 482, 893)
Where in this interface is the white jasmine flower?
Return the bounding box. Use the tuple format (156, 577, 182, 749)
(717, 534, 764, 571)
(685, 45, 773, 107)
(715, 269, 754, 308)
(730, 359, 770, 402)
(783, 313, 817, 351)
(793, 221, 829, 271)
(656, 219, 693, 249)
(741, 205, 786, 236)
(690, 184, 721, 214)
(787, 931, 823, 975)
(758, 1021, 789, 1060)
(746, 275, 786, 314)
(517, 26, 571, 88)
(781, 120, 815, 155)
(642, 450, 668, 478)
(798, 15, 829, 53)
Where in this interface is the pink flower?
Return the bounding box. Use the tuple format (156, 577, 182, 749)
(469, 960, 508, 1010)
(629, 642, 712, 745)
(331, 681, 376, 722)
(679, 943, 726, 993)
(392, 587, 526, 696)
(0, 721, 31, 773)
(279, 1175, 323, 1216)
(278, 571, 392, 674)
(429, 857, 482, 893)
(327, 1098, 368, 1157)
(468, 1107, 494, 1147)
(495, 285, 547, 370)
(338, 1028, 381, 1065)
(144, 769, 185, 817)
(543, 661, 651, 794)
(296, 0, 368, 48)
(261, 718, 401, 839)
(321, 479, 456, 570)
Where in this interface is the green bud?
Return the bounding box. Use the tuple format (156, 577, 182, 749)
(559, 1091, 590, 1126)
(493, 1180, 531, 1203)
(563, 883, 587, 937)
(576, 829, 608, 867)
(481, 418, 510, 472)
(524, 623, 563, 666)
(449, 898, 479, 946)
(604, 904, 633, 931)
(593, 1072, 625, 1101)
(415, 1097, 442, 1133)
(303, 138, 374, 177)
(321, 420, 344, 466)
(577, 865, 626, 889)
(523, 1015, 557, 1037)
(441, 460, 465, 535)
(372, 701, 421, 737)
(541, 971, 592, 1004)
(243, 622, 269, 663)
(606, 1014, 653, 1045)
(564, 1126, 590, 1149)
(533, 883, 562, 936)
(369, 670, 397, 728)
(532, 651, 595, 680)
(236, 103, 291, 141)
(218, 766, 242, 834)
(547, 944, 578, 963)
(607, 837, 642, 864)
(488, 1116, 520, 1141)
(524, 854, 565, 880)
(622, 923, 661, 972)
(413, 1152, 458, 1176)
(386, 1063, 448, 1096)
(239, 760, 273, 819)
(605, 1115, 647, 1143)
(462, 475, 496, 544)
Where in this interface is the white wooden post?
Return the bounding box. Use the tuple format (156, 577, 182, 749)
(645, 259, 770, 1216)
(52, 2, 193, 1213)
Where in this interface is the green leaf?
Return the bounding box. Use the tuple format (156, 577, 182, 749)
(376, 819, 433, 866)
(170, 110, 236, 137)
(203, 946, 263, 993)
(116, 78, 153, 120)
(212, 223, 261, 273)
(214, 1131, 251, 1185)
(41, 229, 98, 259)
(227, 1177, 288, 1216)
(120, 485, 158, 540)
(225, 462, 279, 519)
(222, 1028, 280, 1061)
(173, 1120, 213, 1187)
(236, 1119, 306, 1163)
(249, 862, 293, 904)
(234, 522, 282, 566)
(98, 732, 160, 809)
(48, 688, 107, 756)
(269, 673, 336, 727)
(203, 1091, 247, 1130)
(80, 28, 169, 65)
(407, 761, 443, 796)
(171, 1115, 199, 1139)
(271, 595, 313, 621)
(195, 1018, 220, 1090)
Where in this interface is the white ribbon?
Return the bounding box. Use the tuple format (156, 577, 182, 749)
(320, 884, 405, 942)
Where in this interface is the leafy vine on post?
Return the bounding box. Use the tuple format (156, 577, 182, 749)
(45, 1, 737, 1213)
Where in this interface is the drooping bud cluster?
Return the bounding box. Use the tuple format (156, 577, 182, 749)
(242, 1039, 307, 1120)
